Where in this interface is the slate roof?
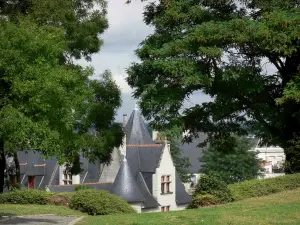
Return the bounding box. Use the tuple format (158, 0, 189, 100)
(17, 151, 59, 189)
(179, 133, 208, 174)
(111, 158, 144, 203)
(175, 172, 192, 205)
(136, 172, 160, 208)
(125, 108, 154, 145)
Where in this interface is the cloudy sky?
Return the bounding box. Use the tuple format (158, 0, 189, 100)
(79, 0, 210, 122)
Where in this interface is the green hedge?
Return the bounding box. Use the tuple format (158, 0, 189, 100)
(188, 194, 217, 209)
(194, 173, 233, 203)
(69, 189, 136, 215)
(0, 189, 51, 205)
(229, 174, 300, 201)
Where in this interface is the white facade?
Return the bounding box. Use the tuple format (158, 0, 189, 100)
(153, 143, 178, 211)
(252, 142, 286, 178)
(58, 164, 80, 185)
(130, 202, 142, 213)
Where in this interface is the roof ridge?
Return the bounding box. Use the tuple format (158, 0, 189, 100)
(49, 182, 113, 187)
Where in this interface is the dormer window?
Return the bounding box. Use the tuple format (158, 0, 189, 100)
(63, 170, 72, 185)
(161, 175, 172, 194)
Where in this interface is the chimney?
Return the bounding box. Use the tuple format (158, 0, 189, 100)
(123, 114, 127, 128)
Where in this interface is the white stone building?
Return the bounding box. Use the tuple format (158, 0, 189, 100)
(12, 107, 191, 213)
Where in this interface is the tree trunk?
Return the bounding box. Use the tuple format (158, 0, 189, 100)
(13, 152, 20, 183)
(0, 140, 5, 193)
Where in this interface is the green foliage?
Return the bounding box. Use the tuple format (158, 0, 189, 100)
(188, 194, 217, 209)
(200, 136, 263, 184)
(74, 185, 94, 191)
(194, 173, 233, 203)
(0, 189, 51, 205)
(0, 0, 108, 60)
(229, 173, 300, 201)
(69, 190, 136, 215)
(127, 0, 300, 172)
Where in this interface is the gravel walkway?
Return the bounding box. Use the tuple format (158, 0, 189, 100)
(0, 215, 84, 225)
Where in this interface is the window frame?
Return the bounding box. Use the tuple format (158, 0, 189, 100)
(160, 175, 172, 194)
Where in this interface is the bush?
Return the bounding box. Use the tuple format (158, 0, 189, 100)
(188, 194, 217, 209)
(74, 185, 94, 191)
(0, 189, 51, 205)
(69, 189, 136, 215)
(194, 173, 233, 203)
(229, 173, 300, 201)
(49, 192, 74, 206)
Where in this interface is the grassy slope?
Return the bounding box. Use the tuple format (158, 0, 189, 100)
(0, 204, 84, 217)
(1, 189, 300, 224)
(82, 189, 300, 225)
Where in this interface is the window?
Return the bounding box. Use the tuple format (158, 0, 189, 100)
(161, 175, 172, 194)
(161, 206, 170, 212)
(28, 176, 35, 189)
(63, 170, 72, 185)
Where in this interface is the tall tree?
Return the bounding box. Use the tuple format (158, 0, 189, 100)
(127, 0, 300, 173)
(0, 16, 122, 192)
(0, 0, 108, 60)
(200, 136, 262, 184)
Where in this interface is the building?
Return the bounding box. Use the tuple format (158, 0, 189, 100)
(250, 139, 285, 178)
(7, 106, 191, 212)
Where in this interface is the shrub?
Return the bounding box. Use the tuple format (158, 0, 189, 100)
(194, 173, 233, 203)
(49, 192, 74, 206)
(229, 173, 300, 201)
(0, 189, 51, 205)
(188, 194, 217, 209)
(74, 185, 94, 191)
(69, 189, 136, 215)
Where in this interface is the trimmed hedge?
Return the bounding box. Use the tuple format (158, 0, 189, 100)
(194, 173, 233, 203)
(74, 185, 94, 191)
(229, 173, 300, 201)
(69, 189, 136, 215)
(188, 194, 217, 209)
(0, 189, 51, 205)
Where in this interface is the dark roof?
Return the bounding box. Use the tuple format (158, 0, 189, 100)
(48, 183, 112, 192)
(111, 158, 144, 203)
(179, 133, 208, 174)
(175, 172, 192, 205)
(125, 109, 154, 145)
(126, 145, 164, 175)
(17, 151, 59, 189)
(136, 172, 160, 208)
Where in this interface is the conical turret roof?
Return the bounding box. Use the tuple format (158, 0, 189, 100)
(124, 107, 154, 145)
(111, 157, 144, 203)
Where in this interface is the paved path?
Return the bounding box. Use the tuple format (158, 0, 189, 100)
(0, 215, 84, 225)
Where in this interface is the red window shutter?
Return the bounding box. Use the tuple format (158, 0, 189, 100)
(28, 176, 35, 189)
(161, 207, 165, 212)
(166, 206, 170, 211)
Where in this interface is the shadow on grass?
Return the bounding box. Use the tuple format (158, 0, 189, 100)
(0, 215, 75, 224)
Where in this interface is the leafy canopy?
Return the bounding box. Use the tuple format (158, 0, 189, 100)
(0, 0, 108, 60)
(200, 136, 263, 184)
(0, 19, 123, 166)
(127, 0, 300, 172)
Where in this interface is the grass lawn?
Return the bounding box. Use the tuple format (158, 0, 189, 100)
(0, 204, 84, 217)
(1, 189, 300, 224)
(81, 189, 300, 225)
